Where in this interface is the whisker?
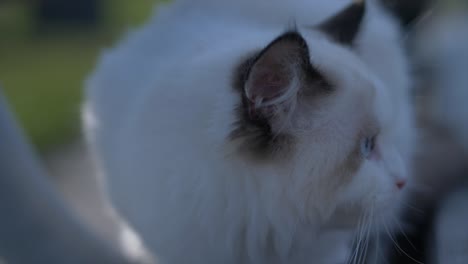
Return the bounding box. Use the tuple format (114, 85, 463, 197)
(347, 231, 357, 264)
(374, 216, 387, 264)
(356, 207, 371, 264)
(375, 227, 387, 264)
(361, 205, 373, 264)
(372, 223, 380, 264)
(398, 199, 424, 215)
(391, 214, 417, 251)
(349, 207, 372, 264)
(348, 212, 365, 264)
(382, 219, 424, 264)
(357, 211, 370, 264)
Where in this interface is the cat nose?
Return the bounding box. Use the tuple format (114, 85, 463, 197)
(395, 179, 406, 190)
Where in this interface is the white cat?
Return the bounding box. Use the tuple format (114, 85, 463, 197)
(83, 0, 415, 263)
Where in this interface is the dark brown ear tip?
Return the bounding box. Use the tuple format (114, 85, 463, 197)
(318, 0, 366, 45)
(351, 1, 366, 14)
(352, 0, 365, 6)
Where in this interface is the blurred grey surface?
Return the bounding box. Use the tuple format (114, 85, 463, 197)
(44, 140, 154, 264)
(0, 89, 131, 264)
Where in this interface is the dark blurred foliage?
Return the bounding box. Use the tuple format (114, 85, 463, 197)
(34, 0, 103, 27)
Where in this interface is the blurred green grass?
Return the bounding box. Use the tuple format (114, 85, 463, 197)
(0, 0, 160, 151)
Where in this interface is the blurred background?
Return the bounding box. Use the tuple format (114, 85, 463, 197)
(1, 0, 160, 152)
(1, 0, 468, 263)
(0, 0, 163, 224)
(1, 0, 464, 166)
(0, 2, 162, 262)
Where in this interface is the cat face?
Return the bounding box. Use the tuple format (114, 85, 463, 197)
(230, 2, 409, 224)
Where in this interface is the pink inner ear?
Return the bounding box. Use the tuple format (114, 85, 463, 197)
(245, 60, 292, 103)
(244, 36, 304, 107)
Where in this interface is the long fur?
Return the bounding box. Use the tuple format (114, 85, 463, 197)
(83, 1, 415, 263)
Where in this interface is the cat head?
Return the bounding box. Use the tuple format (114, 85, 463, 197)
(228, 1, 409, 225)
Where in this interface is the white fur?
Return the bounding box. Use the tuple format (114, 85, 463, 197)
(83, 1, 414, 263)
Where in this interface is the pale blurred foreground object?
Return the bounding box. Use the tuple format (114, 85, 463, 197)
(0, 86, 133, 264)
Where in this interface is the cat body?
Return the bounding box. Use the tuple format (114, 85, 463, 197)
(84, 1, 414, 263)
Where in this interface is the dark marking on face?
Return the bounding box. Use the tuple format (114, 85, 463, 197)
(231, 65, 296, 160)
(229, 103, 295, 160)
(230, 31, 331, 160)
(231, 51, 283, 159)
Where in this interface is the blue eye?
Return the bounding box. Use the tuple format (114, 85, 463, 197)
(361, 136, 376, 158)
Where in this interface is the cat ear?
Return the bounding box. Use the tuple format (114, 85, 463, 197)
(232, 32, 327, 157)
(318, 0, 366, 45)
(244, 32, 313, 120)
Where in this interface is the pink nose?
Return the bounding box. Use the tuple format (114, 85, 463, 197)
(396, 180, 406, 190)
